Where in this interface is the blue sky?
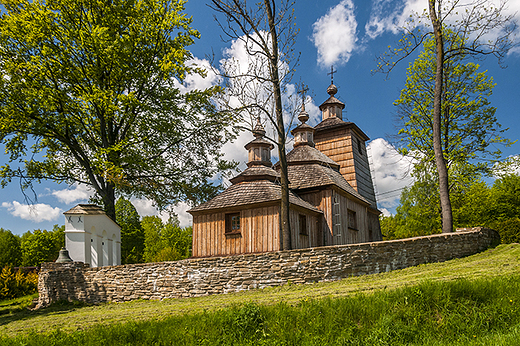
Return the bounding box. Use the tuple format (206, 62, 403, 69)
(1, 0, 519, 235)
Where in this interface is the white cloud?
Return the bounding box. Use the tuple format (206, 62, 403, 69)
(367, 138, 415, 210)
(172, 202, 193, 228)
(1, 201, 62, 223)
(365, 0, 520, 45)
(380, 207, 392, 217)
(131, 198, 193, 228)
(217, 32, 322, 170)
(312, 0, 358, 66)
(365, 0, 425, 39)
(493, 155, 520, 178)
(179, 57, 219, 92)
(52, 184, 94, 204)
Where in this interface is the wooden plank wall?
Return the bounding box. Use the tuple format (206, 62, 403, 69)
(314, 128, 357, 190)
(289, 209, 320, 250)
(315, 127, 378, 208)
(333, 189, 369, 244)
(192, 205, 280, 257)
(299, 189, 371, 246)
(299, 190, 333, 246)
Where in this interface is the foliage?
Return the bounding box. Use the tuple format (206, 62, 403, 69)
(382, 171, 520, 240)
(378, 0, 518, 234)
(492, 218, 520, 244)
(2, 274, 520, 345)
(0, 0, 234, 220)
(142, 216, 191, 262)
(0, 229, 21, 267)
(21, 225, 64, 267)
(115, 197, 144, 264)
(489, 174, 520, 222)
(395, 33, 511, 176)
(0, 267, 38, 300)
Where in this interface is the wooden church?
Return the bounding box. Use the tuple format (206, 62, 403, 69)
(188, 81, 382, 257)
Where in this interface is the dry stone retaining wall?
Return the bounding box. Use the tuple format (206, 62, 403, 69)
(37, 228, 499, 308)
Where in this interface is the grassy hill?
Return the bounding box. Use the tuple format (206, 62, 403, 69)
(1, 243, 519, 345)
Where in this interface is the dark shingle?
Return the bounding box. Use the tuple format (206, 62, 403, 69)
(287, 164, 370, 205)
(188, 180, 321, 213)
(314, 117, 369, 141)
(280, 145, 340, 169)
(229, 165, 280, 184)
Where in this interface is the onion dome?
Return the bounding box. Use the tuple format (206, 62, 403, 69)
(319, 83, 345, 121)
(244, 118, 274, 168)
(291, 103, 315, 148)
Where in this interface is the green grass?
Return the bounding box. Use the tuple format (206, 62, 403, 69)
(0, 244, 519, 345)
(0, 293, 38, 316)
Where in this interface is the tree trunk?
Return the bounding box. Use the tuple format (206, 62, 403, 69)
(265, 0, 291, 250)
(429, 0, 453, 233)
(102, 183, 117, 221)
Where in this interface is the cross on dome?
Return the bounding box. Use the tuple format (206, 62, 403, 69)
(326, 65, 338, 96)
(327, 65, 337, 84)
(297, 84, 310, 124)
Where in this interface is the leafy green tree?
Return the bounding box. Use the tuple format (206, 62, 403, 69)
(451, 178, 491, 228)
(378, 0, 517, 233)
(393, 32, 512, 233)
(21, 225, 64, 266)
(493, 218, 520, 244)
(142, 216, 164, 263)
(0, 0, 234, 220)
(395, 33, 511, 178)
(489, 174, 520, 222)
(115, 197, 145, 264)
(0, 229, 22, 267)
(142, 216, 191, 262)
(382, 166, 492, 239)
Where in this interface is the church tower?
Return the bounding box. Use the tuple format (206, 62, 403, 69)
(313, 79, 381, 237)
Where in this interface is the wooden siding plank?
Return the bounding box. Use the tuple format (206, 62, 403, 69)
(273, 207, 280, 251)
(263, 209, 268, 252)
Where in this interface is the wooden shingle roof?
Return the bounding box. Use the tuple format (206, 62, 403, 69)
(287, 163, 370, 205)
(277, 144, 339, 169)
(314, 117, 369, 141)
(188, 180, 321, 214)
(318, 94, 345, 110)
(229, 165, 280, 184)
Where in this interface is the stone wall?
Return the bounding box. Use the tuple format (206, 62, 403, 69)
(37, 228, 499, 308)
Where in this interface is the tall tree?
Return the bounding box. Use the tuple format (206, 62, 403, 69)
(490, 173, 520, 222)
(20, 225, 64, 266)
(209, 0, 299, 250)
(0, 229, 22, 268)
(395, 33, 512, 185)
(141, 215, 191, 262)
(377, 0, 517, 233)
(0, 0, 234, 220)
(115, 197, 144, 264)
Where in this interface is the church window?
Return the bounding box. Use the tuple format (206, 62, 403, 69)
(261, 148, 269, 162)
(299, 214, 307, 235)
(225, 213, 240, 233)
(357, 138, 363, 155)
(348, 209, 357, 230)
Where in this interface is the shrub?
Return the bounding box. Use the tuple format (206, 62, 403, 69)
(494, 218, 520, 244)
(0, 266, 38, 300)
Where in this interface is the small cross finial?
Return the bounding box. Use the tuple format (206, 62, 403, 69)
(327, 65, 337, 84)
(298, 84, 309, 110)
